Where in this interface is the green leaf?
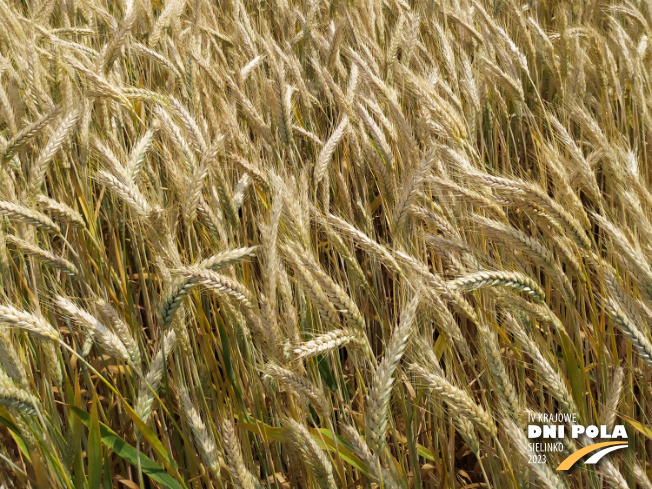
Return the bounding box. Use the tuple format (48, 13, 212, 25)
(120, 399, 180, 475)
(69, 406, 184, 489)
(316, 355, 338, 392)
(72, 375, 85, 489)
(102, 453, 112, 489)
(88, 400, 102, 489)
(0, 414, 31, 462)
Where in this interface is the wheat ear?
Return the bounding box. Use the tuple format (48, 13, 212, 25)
(0, 304, 59, 341)
(31, 108, 80, 192)
(0, 201, 61, 235)
(502, 417, 567, 489)
(6, 234, 78, 276)
(177, 386, 222, 478)
(600, 366, 624, 430)
(283, 418, 337, 489)
(505, 313, 578, 415)
(97, 300, 141, 365)
(0, 367, 39, 415)
(412, 364, 496, 436)
(35, 195, 85, 227)
(449, 270, 545, 302)
(605, 298, 652, 371)
(366, 295, 419, 452)
(314, 117, 349, 186)
(160, 247, 258, 327)
(263, 364, 329, 416)
(135, 329, 177, 424)
(340, 424, 400, 489)
(633, 464, 652, 489)
(54, 296, 130, 362)
(220, 418, 258, 489)
(282, 242, 365, 330)
(0, 330, 27, 387)
(95, 170, 152, 217)
(287, 329, 364, 361)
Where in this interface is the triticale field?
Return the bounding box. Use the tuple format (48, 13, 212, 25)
(0, 0, 651, 487)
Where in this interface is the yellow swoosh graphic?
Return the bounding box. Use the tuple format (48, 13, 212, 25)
(556, 441, 628, 471)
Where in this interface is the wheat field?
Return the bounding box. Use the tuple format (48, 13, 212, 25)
(0, 0, 651, 487)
